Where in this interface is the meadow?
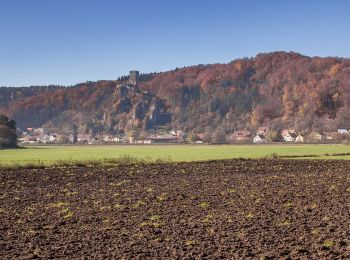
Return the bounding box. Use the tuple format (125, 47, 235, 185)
(1, 144, 350, 168)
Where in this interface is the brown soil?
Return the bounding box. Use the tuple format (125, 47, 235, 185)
(1, 159, 350, 259)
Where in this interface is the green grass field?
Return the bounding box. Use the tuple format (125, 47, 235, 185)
(1, 144, 350, 168)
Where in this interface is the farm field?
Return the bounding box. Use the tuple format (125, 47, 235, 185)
(1, 159, 350, 259)
(1, 144, 350, 167)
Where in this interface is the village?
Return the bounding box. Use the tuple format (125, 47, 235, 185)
(18, 126, 350, 145)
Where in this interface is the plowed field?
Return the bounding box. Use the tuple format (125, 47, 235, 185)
(1, 160, 350, 259)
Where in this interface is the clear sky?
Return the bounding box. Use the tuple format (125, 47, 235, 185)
(0, 0, 349, 87)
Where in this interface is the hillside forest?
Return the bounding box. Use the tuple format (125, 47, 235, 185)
(0, 52, 350, 136)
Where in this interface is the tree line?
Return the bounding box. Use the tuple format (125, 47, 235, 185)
(0, 114, 17, 148)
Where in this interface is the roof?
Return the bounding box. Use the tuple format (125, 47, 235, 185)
(196, 133, 205, 140)
(78, 134, 92, 140)
(283, 132, 297, 138)
(147, 135, 178, 141)
(233, 131, 251, 137)
(254, 134, 265, 139)
(257, 127, 269, 135)
(282, 129, 296, 137)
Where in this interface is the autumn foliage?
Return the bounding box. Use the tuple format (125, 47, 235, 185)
(0, 52, 350, 134)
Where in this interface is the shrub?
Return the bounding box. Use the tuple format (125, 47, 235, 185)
(0, 114, 17, 148)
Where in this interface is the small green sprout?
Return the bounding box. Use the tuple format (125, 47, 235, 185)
(322, 240, 335, 250)
(199, 202, 209, 208)
(150, 215, 161, 221)
(284, 202, 293, 208)
(246, 212, 254, 219)
(185, 240, 195, 246)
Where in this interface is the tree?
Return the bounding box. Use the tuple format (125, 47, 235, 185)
(266, 130, 281, 142)
(58, 135, 70, 144)
(202, 132, 212, 144)
(0, 114, 17, 148)
(127, 129, 139, 138)
(187, 133, 199, 143)
(212, 129, 227, 144)
(71, 124, 78, 144)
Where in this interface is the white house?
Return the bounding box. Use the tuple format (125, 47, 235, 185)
(253, 135, 267, 143)
(78, 134, 91, 143)
(171, 130, 185, 143)
(49, 135, 58, 142)
(284, 133, 295, 142)
(103, 135, 116, 142)
(282, 129, 297, 142)
(338, 129, 349, 135)
(34, 128, 45, 134)
(295, 135, 304, 143)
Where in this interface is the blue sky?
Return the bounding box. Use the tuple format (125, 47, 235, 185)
(0, 0, 349, 86)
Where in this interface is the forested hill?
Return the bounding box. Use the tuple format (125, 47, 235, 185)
(1, 51, 350, 135)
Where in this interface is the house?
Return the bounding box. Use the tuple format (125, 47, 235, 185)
(142, 131, 185, 144)
(114, 137, 120, 143)
(231, 131, 252, 142)
(253, 134, 267, 143)
(77, 134, 93, 144)
(103, 135, 116, 143)
(49, 134, 58, 142)
(171, 130, 185, 143)
(196, 133, 205, 140)
(87, 136, 102, 145)
(308, 132, 324, 142)
(144, 134, 179, 144)
(324, 133, 334, 141)
(34, 128, 45, 134)
(36, 134, 49, 143)
(282, 129, 297, 142)
(295, 135, 304, 143)
(19, 136, 38, 144)
(338, 129, 349, 135)
(257, 127, 269, 137)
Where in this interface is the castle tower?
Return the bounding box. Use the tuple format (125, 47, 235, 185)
(129, 70, 139, 86)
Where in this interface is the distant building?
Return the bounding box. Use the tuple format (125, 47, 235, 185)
(171, 130, 185, 143)
(256, 127, 269, 137)
(49, 134, 58, 142)
(253, 134, 267, 143)
(143, 133, 180, 144)
(308, 132, 324, 142)
(113, 137, 121, 143)
(129, 70, 139, 86)
(338, 129, 349, 135)
(282, 129, 297, 142)
(231, 131, 252, 142)
(34, 128, 45, 134)
(103, 135, 116, 143)
(295, 135, 304, 143)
